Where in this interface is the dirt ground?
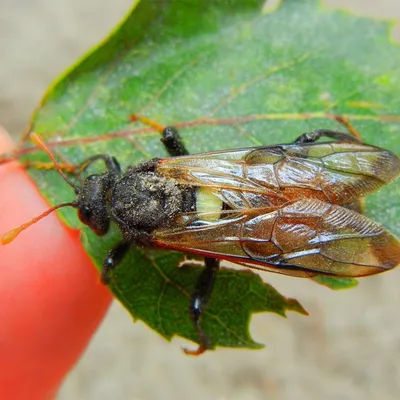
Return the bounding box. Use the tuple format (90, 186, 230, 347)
(1, 1, 400, 399)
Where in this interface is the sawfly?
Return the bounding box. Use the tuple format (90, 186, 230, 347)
(2, 118, 400, 355)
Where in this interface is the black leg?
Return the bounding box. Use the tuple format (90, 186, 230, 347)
(130, 114, 189, 157)
(101, 242, 130, 284)
(79, 154, 121, 174)
(294, 129, 361, 144)
(183, 257, 220, 356)
(161, 127, 189, 156)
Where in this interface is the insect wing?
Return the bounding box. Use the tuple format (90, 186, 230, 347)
(154, 199, 400, 278)
(157, 142, 400, 205)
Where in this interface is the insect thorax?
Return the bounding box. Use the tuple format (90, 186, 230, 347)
(111, 167, 195, 241)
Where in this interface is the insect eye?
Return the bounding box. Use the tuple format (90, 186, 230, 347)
(78, 206, 93, 225)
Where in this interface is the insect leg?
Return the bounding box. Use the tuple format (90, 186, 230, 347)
(161, 127, 189, 156)
(130, 114, 189, 156)
(183, 257, 220, 356)
(331, 115, 362, 140)
(101, 242, 130, 284)
(294, 129, 361, 144)
(79, 155, 121, 174)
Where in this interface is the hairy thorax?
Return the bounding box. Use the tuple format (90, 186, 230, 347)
(111, 168, 195, 241)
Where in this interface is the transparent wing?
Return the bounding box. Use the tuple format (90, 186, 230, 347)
(157, 142, 400, 206)
(154, 199, 400, 278)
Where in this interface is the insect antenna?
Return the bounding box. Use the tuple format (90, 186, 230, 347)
(30, 133, 81, 194)
(1, 201, 77, 244)
(1, 133, 80, 245)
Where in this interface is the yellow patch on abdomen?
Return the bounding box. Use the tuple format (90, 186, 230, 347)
(196, 188, 222, 222)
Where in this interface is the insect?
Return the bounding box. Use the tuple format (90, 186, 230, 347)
(2, 121, 400, 355)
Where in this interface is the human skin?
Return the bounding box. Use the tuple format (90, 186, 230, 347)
(0, 126, 112, 400)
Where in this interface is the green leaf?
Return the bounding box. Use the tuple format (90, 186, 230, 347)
(313, 276, 358, 290)
(13, 0, 400, 351)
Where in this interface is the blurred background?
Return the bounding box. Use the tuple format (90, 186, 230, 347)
(1, 1, 400, 399)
